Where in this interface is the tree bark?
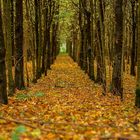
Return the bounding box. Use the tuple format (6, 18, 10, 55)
(98, 0, 106, 94)
(0, 1, 8, 104)
(4, 0, 15, 96)
(111, 0, 123, 99)
(15, 0, 25, 89)
(131, 0, 137, 76)
(135, 0, 140, 107)
(35, 0, 42, 80)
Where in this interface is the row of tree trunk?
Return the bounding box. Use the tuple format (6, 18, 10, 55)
(67, 0, 140, 107)
(0, 0, 60, 104)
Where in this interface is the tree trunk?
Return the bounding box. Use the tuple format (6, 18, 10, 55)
(38, 0, 42, 77)
(98, 0, 106, 94)
(47, 28, 51, 70)
(4, 0, 15, 96)
(15, 0, 25, 89)
(11, 0, 14, 66)
(88, 0, 95, 81)
(42, 1, 48, 75)
(0, 1, 8, 104)
(135, 0, 140, 107)
(131, 0, 137, 76)
(111, 0, 123, 99)
(96, 20, 103, 84)
(86, 10, 95, 81)
(35, 0, 39, 80)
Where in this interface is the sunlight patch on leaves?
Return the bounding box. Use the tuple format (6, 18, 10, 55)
(31, 129, 41, 138)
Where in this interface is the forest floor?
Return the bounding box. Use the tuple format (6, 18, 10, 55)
(0, 54, 140, 140)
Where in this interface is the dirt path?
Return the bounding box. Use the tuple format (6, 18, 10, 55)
(0, 54, 140, 140)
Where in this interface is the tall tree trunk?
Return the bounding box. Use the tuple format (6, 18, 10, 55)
(4, 0, 15, 96)
(80, 0, 88, 73)
(42, 1, 48, 75)
(15, 0, 25, 89)
(135, 0, 140, 107)
(11, 0, 14, 66)
(79, 0, 83, 68)
(131, 0, 137, 76)
(72, 27, 78, 62)
(96, 20, 104, 84)
(47, 0, 53, 70)
(38, 0, 42, 77)
(0, 1, 8, 104)
(111, 0, 123, 99)
(88, 0, 95, 81)
(42, 20, 47, 74)
(51, 23, 56, 64)
(35, 0, 42, 80)
(87, 9, 95, 81)
(98, 0, 106, 94)
(52, 21, 59, 63)
(47, 28, 51, 70)
(35, 0, 39, 80)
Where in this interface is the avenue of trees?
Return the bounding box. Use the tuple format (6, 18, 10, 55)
(0, 0, 60, 104)
(0, 0, 140, 108)
(66, 0, 140, 106)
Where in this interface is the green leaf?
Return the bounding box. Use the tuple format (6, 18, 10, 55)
(34, 92, 45, 97)
(11, 133, 19, 140)
(15, 125, 26, 133)
(11, 125, 26, 140)
(16, 93, 30, 101)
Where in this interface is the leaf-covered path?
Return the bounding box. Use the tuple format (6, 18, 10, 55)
(0, 54, 140, 139)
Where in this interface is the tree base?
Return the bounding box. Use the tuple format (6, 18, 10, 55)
(135, 88, 140, 108)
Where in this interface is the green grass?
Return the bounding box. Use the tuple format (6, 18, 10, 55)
(16, 91, 45, 101)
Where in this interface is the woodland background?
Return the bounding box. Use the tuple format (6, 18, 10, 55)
(0, 0, 140, 139)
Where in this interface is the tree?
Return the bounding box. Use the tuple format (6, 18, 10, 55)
(51, 0, 60, 63)
(0, 1, 8, 104)
(42, 0, 49, 75)
(111, 0, 123, 99)
(135, 0, 140, 107)
(130, 0, 137, 76)
(88, 0, 95, 81)
(25, 0, 37, 83)
(35, 0, 42, 80)
(3, 0, 15, 96)
(97, 0, 106, 94)
(15, 0, 25, 89)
